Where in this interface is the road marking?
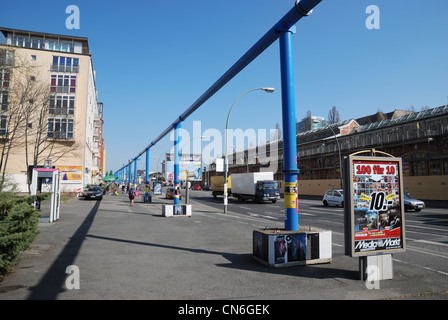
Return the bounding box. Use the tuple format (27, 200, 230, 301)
(332, 243, 343, 247)
(406, 224, 448, 233)
(407, 238, 448, 248)
(406, 246, 448, 259)
(393, 258, 448, 276)
(299, 212, 315, 216)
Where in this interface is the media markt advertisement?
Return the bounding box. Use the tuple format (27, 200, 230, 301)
(346, 155, 406, 256)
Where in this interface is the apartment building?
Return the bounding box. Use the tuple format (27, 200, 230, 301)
(0, 27, 105, 193)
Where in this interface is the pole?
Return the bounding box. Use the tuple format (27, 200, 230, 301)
(133, 159, 139, 185)
(145, 149, 150, 183)
(130, 0, 323, 163)
(174, 123, 181, 208)
(328, 125, 343, 189)
(279, 27, 299, 231)
(224, 88, 273, 214)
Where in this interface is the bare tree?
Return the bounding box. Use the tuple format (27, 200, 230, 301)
(299, 109, 312, 132)
(20, 72, 79, 193)
(327, 106, 340, 124)
(0, 47, 79, 193)
(0, 47, 28, 190)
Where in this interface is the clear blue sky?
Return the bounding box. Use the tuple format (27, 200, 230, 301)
(1, 0, 447, 173)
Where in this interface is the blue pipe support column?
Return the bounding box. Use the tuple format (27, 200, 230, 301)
(133, 159, 139, 185)
(279, 26, 299, 231)
(173, 123, 181, 206)
(128, 163, 131, 184)
(145, 149, 150, 183)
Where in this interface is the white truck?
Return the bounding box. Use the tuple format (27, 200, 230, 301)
(231, 172, 280, 203)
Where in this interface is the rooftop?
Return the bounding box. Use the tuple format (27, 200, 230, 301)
(0, 26, 90, 55)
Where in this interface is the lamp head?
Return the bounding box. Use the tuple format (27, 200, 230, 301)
(261, 87, 275, 93)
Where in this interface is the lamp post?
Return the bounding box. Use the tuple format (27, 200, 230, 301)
(224, 87, 274, 214)
(328, 125, 342, 189)
(180, 135, 206, 204)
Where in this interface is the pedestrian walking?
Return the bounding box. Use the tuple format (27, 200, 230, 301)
(128, 186, 135, 206)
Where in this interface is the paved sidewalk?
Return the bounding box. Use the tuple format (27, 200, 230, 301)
(0, 193, 447, 300)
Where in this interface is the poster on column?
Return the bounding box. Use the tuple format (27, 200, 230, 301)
(346, 156, 406, 256)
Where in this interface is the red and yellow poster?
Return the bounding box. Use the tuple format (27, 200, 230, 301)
(347, 156, 406, 256)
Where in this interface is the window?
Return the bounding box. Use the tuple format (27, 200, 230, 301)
(31, 39, 41, 49)
(50, 74, 76, 93)
(0, 49, 14, 66)
(49, 95, 75, 115)
(47, 117, 74, 139)
(51, 56, 79, 72)
(48, 40, 74, 53)
(0, 70, 10, 88)
(0, 91, 8, 111)
(0, 115, 7, 136)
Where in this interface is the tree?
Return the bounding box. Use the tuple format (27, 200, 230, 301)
(0, 47, 79, 193)
(300, 109, 312, 132)
(327, 106, 340, 124)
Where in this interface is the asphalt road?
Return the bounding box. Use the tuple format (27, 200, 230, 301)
(184, 188, 448, 278)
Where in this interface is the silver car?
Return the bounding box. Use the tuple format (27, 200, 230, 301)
(323, 189, 344, 207)
(403, 193, 425, 212)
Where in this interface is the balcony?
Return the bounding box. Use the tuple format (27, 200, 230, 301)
(50, 86, 76, 94)
(93, 128, 101, 137)
(50, 64, 79, 73)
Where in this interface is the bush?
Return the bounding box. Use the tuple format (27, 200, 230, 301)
(0, 193, 48, 281)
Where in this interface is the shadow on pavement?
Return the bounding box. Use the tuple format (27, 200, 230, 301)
(84, 234, 358, 281)
(26, 200, 101, 300)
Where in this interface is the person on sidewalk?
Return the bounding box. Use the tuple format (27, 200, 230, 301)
(128, 187, 135, 206)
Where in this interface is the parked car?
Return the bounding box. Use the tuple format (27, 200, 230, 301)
(403, 193, 425, 212)
(165, 188, 181, 200)
(192, 185, 202, 191)
(323, 189, 344, 207)
(81, 186, 103, 200)
(202, 185, 211, 191)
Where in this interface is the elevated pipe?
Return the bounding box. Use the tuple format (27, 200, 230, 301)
(131, 0, 322, 161)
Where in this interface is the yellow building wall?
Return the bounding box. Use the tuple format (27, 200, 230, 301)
(3, 46, 91, 192)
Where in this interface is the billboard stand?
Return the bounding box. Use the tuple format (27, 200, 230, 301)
(253, 226, 332, 268)
(359, 254, 393, 282)
(344, 149, 406, 282)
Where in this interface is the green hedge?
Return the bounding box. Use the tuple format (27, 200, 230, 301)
(0, 193, 49, 281)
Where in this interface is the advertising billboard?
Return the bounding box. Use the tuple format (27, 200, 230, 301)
(344, 155, 406, 257)
(164, 153, 202, 181)
(57, 166, 83, 183)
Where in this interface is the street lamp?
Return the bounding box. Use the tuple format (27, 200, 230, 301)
(327, 125, 342, 189)
(224, 87, 275, 214)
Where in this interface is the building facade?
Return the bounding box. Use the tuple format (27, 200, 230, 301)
(211, 106, 448, 201)
(0, 27, 105, 193)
